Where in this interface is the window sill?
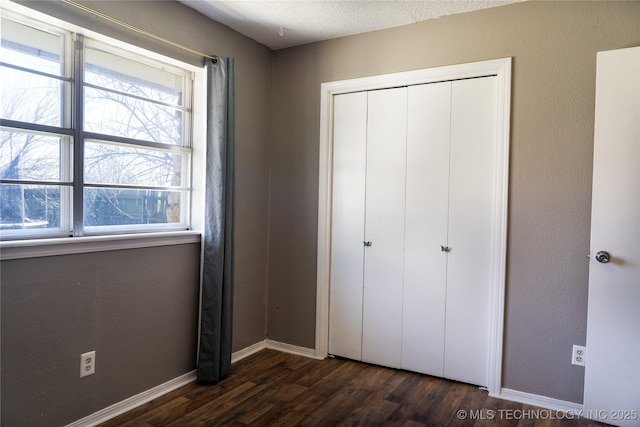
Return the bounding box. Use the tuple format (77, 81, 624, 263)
(0, 230, 202, 260)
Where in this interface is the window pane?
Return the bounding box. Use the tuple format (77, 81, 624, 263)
(1, 17, 64, 76)
(1, 130, 67, 182)
(85, 45, 184, 105)
(1, 67, 65, 126)
(0, 183, 64, 230)
(84, 141, 184, 187)
(84, 87, 184, 144)
(84, 188, 184, 226)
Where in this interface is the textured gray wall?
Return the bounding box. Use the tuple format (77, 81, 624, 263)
(1, 244, 200, 426)
(266, 1, 640, 404)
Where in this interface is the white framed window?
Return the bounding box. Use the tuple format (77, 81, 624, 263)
(0, 6, 205, 242)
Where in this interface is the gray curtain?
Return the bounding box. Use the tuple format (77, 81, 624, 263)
(197, 56, 235, 384)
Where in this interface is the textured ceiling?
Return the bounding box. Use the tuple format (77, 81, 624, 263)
(179, 0, 523, 50)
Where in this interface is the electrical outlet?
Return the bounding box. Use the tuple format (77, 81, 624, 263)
(80, 351, 95, 378)
(572, 345, 586, 367)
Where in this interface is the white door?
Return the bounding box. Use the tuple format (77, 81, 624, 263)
(361, 87, 408, 368)
(402, 81, 451, 376)
(444, 77, 497, 387)
(328, 92, 367, 360)
(584, 46, 640, 426)
(402, 78, 496, 387)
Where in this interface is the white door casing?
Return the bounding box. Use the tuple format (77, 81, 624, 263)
(316, 58, 511, 396)
(584, 46, 640, 426)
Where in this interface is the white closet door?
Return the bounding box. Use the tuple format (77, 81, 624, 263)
(444, 77, 497, 386)
(362, 87, 407, 368)
(329, 92, 368, 360)
(402, 82, 451, 376)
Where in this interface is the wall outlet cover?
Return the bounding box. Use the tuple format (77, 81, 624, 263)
(572, 345, 586, 367)
(80, 351, 96, 378)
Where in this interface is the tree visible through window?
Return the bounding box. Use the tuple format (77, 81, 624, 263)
(0, 11, 194, 239)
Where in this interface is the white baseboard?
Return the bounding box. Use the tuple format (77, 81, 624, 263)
(231, 339, 320, 363)
(231, 340, 267, 363)
(497, 388, 583, 414)
(265, 339, 323, 359)
(65, 370, 196, 427)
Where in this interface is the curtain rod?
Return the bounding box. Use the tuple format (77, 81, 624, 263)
(61, 0, 218, 62)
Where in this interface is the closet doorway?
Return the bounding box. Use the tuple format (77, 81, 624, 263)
(316, 58, 511, 396)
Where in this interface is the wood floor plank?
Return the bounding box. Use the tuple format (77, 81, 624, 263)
(473, 394, 503, 427)
(425, 381, 468, 425)
(303, 374, 375, 425)
(267, 409, 308, 426)
(277, 357, 329, 386)
(119, 396, 190, 427)
(222, 383, 308, 425)
(166, 382, 268, 427)
(447, 384, 489, 426)
(358, 399, 400, 426)
(316, 367, 411, 426)
(412, 376, 450, 424)
(386, 375, 439, 426)
(226, 399, 275, 425)
(98, 349, 606, 427)
(336, 371, 411, 427)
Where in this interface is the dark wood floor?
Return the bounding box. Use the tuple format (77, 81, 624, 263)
(100, 349, 604, 426)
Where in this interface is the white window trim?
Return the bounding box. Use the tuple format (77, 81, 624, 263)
(0, 230, 201, 260)
(0, 1, 207, 257)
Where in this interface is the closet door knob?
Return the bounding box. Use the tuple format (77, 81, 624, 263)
(363, 241, 373, 247)
(441, 246, 450, 253)
(595, 251, 611, 263)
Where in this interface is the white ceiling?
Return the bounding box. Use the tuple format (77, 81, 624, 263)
(178, 0, 523, 50)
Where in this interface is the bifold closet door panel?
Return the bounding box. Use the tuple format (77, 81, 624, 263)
(402, 82, 451, 376)
(444, 77, 497, 387)
(361, 87, 407, 368)
(328, 92, 367, 360)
